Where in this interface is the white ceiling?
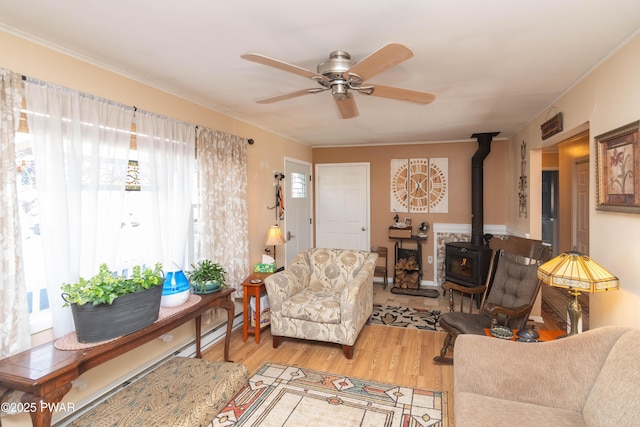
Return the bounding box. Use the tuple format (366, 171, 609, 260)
(1, 0, 639, 147)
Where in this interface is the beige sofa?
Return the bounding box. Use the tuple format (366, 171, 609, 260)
(454, 326, 640, 426)
(264, 248, 377, 359)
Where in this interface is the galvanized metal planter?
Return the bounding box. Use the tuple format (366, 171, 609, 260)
(69, 285, 162, 343)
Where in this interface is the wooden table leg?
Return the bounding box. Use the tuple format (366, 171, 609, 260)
(221, 299, 235, 362)
(254, 286, 262, 344)
(194, 314, 203, 359)
(243, 289, 249, 342)
(24, 384, 72, 427)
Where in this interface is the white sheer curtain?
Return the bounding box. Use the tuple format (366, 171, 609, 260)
(0, 69, 30, 358)
(25, 80, 134, 338)
(135, 111, 195, 271)
(196, 128, 249, 296)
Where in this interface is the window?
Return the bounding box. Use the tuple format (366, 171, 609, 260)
(15, 121, 197, 334)
(290, 172, 307, 198)
(15, 130, 51, 332)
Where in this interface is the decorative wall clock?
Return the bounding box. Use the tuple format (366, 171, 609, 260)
(391, 158, 410, 211)
(409, 158, 429, 212)
(390, 158, 448, 213)
(425, 158, 448, 213)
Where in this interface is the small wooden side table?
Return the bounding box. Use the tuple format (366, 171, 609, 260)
(242, 272, 272, 343)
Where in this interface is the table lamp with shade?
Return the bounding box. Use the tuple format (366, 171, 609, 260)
(536, 249, 619, 336)
(265, 225, 286, 265)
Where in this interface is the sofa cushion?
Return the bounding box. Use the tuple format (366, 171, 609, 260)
(483, 253, 540, 327)
(454, 327, 637, 427)
(282, 286, 342, 323)
(438, 311, 492, 335)
(69, 357, 248, 426)
(581, 328, 640, 427)
(307, 249, 368, 292)
(456, 392, 586, 426)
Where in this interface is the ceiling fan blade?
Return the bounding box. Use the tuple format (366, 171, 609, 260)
(367, 85, 436, 104)
(242, 53, 326, 81)
(347, 43, 413, 81)
(335, 96, 359, 119)
(256, 88, 325, 104)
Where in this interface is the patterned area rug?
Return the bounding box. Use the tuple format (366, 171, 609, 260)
(368, 304, 443, 331)
(211, 362, 448, 427)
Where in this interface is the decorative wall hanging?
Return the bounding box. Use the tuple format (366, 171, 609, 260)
(518, 141, 528, 218)
(390, 158, 448, 213)
(126, 160, 141, 191)
(541, 110, 563, 140)
(595, 120, 640, 213)
(268, 172, 286, 221)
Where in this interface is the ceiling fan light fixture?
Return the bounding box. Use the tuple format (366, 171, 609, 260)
(331, 82, 349, 100)
(242, 43, 436, 112)
(317, 50, 354, 79)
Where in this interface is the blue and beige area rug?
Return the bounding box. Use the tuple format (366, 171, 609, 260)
(368, 304, 443, 332)
(211, 362, 448, 426)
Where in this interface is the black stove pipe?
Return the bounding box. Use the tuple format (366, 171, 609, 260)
(470, 132, 500, 246)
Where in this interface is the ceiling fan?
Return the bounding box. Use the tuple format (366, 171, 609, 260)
(241, 43, 436, 119)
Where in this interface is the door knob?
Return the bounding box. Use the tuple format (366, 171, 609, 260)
(361, 227, 366, 231)
(287, 231, 296, 241)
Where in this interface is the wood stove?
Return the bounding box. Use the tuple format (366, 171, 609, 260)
(444, 241, 492, 288)
(444, 132, 499, 292)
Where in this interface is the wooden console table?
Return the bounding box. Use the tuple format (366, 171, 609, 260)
(0, 288, 235, 427)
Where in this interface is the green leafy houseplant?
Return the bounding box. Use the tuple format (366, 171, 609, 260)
(61, 263, 164, 306)
(187, 260, 227, 294)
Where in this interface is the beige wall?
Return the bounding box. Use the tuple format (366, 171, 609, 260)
(0, 30, 311, 426)
(313, 140, 509, 281)
(511, 33, 640, 329)
(541, 152, 559, 169)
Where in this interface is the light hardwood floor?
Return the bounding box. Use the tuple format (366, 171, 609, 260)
(203, 282, 561, 426)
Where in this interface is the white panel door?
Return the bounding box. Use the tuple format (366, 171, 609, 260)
(284, 158, 312, 266)
(315, 163, 370, 250)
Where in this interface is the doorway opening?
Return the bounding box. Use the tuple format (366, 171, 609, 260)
(540, 130, 590, 332)
(542, 170, 559, 256)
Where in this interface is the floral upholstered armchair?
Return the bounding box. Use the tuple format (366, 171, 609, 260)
(264, 248, 378, 359)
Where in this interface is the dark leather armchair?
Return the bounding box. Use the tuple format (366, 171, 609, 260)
(434, 236, 551, 364)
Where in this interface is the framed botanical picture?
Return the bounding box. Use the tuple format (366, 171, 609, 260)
(595, 120, 640, 213)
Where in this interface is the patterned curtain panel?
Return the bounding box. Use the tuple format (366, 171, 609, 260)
(196, 128, 249, 296)
(0, 69, 30, 358)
